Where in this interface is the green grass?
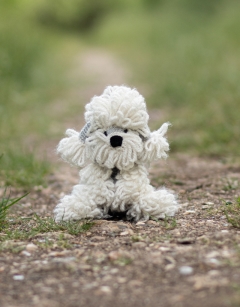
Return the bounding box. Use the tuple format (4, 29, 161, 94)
(0, 1, 86, 188)
(224, 197, 240, 228)
(151, 215, 177, 230)
(115, 256, 133, 266)
(0, 3, 52, 187)
(0, 152, 50, 187)
(91, 0, 240, 157)
(35, 233, 74, 250)
(0, 189, 28, 230)
(223, 179, 239, 192)
(0, 214, 94, 242)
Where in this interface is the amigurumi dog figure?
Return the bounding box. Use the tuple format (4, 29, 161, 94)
(54, 85, 178, 222)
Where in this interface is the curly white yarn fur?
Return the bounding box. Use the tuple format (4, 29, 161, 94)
(54, 85, 178, 222)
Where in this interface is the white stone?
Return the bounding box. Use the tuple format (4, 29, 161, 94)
(179, 266, 193, 275)
(99, 286, 112, 294)
(26, 243, 38, 252)
(136, 221, 145, 226)
(21, 251, 31, 257)
(13, 275, 24, 281)
(52, 257, 76, 263)
(206, 258, 221, 266)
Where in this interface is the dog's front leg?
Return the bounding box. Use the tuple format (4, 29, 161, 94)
(54, 165, 114, 222)
(140, 122, 170, 163)
(113, 165, 178, 221)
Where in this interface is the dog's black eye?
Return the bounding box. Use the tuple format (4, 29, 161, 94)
(104, 131, 107, 136)
(124, 129, 128, 133)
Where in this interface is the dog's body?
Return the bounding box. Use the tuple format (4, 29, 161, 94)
(54, 86, 178, 222)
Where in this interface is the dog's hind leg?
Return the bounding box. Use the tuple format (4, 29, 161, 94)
(54, 183, 113, 222)
(141, 188, 178, 220)
(126, 187, 178, 221)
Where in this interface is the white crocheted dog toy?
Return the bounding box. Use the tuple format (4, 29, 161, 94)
(54, 85, 178, 222)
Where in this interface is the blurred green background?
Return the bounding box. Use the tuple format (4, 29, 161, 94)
(0, 0, 240, 187)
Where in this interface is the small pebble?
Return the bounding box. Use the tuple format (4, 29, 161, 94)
(37, 239, 47, 243)
(206, 251, 220, 258)
(183, 210, 196, 215)
(99, 286, 112, 294)
(179, 266, 193, 275)
(120, 229, 134, 236)
(179, 190, 186, 194)
(13, 275, 24, 281)
(52, 257, 76, 263)
(206, 258, 221, 266)
(202, 205, 211, 210)
(21, 251, 31, 257)
(22, 202, 32, 208)
(146, 220, 158, 226)
(26, 243, 38, 252)
(108, 251, 120, 261)
(110, 268, 119, 274)
(159, 246, 171, 252)
(117, 277, 127, 283)
(49, 250, 70, 257)
(84, 282, 98, 290)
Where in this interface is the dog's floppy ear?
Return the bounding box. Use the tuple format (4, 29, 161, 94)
(57, 128, 89, 167)
(139, 122, 170, 163)
(79, 122, 91, 142)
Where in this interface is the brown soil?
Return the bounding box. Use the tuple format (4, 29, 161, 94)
(1, 49, 240, 307)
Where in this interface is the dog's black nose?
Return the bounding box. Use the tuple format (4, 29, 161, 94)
(110, 135, 123, 148)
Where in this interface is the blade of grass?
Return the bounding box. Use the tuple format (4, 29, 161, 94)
(224, 197, 240, 228)
(0, 189, 29, 228)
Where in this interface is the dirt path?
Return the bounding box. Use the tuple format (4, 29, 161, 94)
(1, 50, 240, 307)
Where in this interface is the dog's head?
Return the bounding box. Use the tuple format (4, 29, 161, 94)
(58, 86, 170, 170)
(85, 85, 150, 137)
(81, 86, 151, 170)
